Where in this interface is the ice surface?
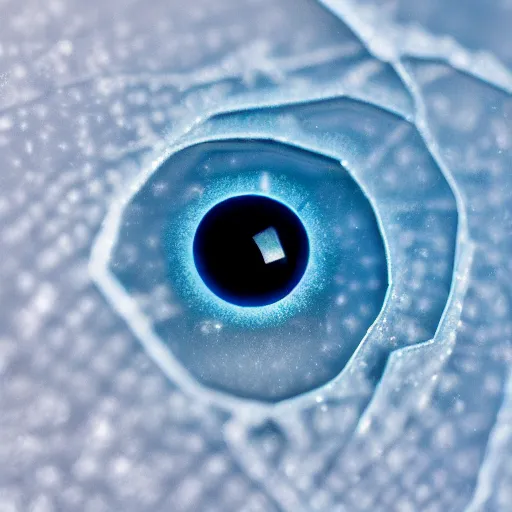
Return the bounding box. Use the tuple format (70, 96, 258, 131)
(0, 0, 511, 510)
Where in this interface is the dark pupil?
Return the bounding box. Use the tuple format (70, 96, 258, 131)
(193, 195, 310, 307)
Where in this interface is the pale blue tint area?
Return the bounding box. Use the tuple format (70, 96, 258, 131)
(0, 0, 510, 510)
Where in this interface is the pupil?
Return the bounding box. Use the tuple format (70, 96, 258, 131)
(193, 195, 310, 307)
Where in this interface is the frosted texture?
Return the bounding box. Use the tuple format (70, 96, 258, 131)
(0, 0, 510, 510)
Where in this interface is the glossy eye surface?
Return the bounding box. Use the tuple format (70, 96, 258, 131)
(112, 138, 388, 402)
(193, 194, 309, 307)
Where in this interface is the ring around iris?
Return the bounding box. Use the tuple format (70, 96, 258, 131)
(193, 195, 310, 307)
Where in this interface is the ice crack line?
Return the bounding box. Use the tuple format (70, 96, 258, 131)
(318, 0, 512, 94)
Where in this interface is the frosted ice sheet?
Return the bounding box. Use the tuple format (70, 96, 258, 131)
(0, 0, 511, 510)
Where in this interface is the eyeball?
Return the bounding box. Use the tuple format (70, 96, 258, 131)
(97, 135, 388, 403)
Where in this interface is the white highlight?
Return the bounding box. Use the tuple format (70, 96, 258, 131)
(260, 171, 270, 192)
(253, 227, 286, 264)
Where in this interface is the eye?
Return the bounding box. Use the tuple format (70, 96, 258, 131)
(92, 79, 460, 407)
(97, 137, 388, 402)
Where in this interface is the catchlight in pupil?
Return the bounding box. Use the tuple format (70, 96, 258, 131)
(193, 195, 309, 307)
